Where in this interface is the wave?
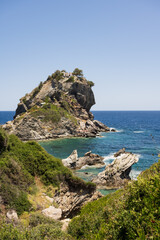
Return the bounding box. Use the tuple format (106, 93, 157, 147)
(103, 153, 116, 165)
(108, 127, 124, 133)
(129, 169, 142, 180)
(116, 129, 124, 133)
(136, 153, 142, 159)
(103, 152, 141, 164)
(133, 131, 144, 134)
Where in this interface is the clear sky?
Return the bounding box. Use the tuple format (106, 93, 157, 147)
(0, 0, 160, 111)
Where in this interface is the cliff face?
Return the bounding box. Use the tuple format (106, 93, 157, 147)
(3, 70, 112, 140)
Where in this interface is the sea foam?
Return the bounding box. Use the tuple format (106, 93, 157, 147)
(103, 153, 116, 165)
(133, 131, 144, 134)
(116, 129, 124, 133)
(129, 169, 142, 180)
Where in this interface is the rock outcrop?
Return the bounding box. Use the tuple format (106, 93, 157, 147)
(62, 150, 105, 169)
(93, 149, 139, 189)
(53, 181, 102, 218)
(2, 69, 115, 140)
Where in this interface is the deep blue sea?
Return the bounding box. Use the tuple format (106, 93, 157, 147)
(0, 111, 160, 185)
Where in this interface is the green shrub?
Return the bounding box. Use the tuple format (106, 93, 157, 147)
(28, 223, 73, 240)
(51, 70, 64, 81)
(30, 82, 43, 100)
(0, 127, 8, 153)
(66, 76, 75, 83)
(0, 223, 26, 240)
(87, 80, 94, 87)
(29, 212, 61, 227)
(22, 97, 27, 105)
(31, 103, 77, 125)
(44, 96, 51, 103)
(3, 133, 78, 189)
(72, 68, 83, 77)
(0, 130, 94, 218)
(0, 183, 31, 215)
(68, 160, 160, 239)
(0, 220, 73, 240)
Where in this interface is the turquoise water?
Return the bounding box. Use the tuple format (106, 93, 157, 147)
(39, 111, 160, 183)
(1, 111, 160, 195)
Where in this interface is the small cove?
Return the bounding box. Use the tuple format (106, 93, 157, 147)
(0, 111, 160, 195)
(40, 111, 160, 195)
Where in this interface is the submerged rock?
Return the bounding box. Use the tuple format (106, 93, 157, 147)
(93, 149, 139, 189)
(62, 150, 105, 169)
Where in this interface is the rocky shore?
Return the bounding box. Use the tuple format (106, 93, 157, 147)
(62, 148, 139, 190)
(62, 150, 105, 169)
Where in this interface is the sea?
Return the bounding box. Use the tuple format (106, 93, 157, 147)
(0, 111, 160, 194)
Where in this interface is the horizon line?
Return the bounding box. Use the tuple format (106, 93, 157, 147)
(0, 110, 160, 112)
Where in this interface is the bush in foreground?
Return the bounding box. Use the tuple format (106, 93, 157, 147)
(68, 159, 160, 239)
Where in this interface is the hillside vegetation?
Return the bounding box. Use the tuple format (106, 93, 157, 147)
(68, 159, 160, 239)
(0, 127, 95, 239)
(0, 127, 159, 239)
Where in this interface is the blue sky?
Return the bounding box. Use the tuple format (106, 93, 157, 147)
(0, 0, 160, 110)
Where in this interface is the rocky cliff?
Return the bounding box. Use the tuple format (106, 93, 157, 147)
(3, 69, 114, 140)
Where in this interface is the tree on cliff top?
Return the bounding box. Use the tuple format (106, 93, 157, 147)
(72, 68, 83, 77)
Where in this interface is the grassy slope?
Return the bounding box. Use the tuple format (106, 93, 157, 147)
(0, 213, 73, 240)
(1, 126, 159, 239)
(68, 159, 160, 240)
(0, 128, 95, 215)
(0, 127, 96, 239)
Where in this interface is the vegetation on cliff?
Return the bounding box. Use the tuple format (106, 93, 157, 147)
(0, 127, 97, 238)
(0, 126, 159, 239)
(68, 159, 160, 239)
(0, 128, 95, 215)
(0, 213, 73, 240)
(30, 102, 77, 125)
(3, 69, 104, 140)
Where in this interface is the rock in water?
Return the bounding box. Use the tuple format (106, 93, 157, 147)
(62, 150, 78, 168)
(114, 148, 126, 157)
(93, 149, 139, 188)
(62, 150, 105, 169)
(2, 69, 114, 140)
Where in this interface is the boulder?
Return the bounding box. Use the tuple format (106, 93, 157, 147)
(93, 120, 110, 131)
(62, 150, 78, 168)
(114, 148, 126, 157)
(61, 218, 71, 231)
(93, 150, 139, 188)
(41, 206, 62, 220)
(77, 152, 105, 169)
(6, 210, 18, 222)
(62, 150, 105, 169)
